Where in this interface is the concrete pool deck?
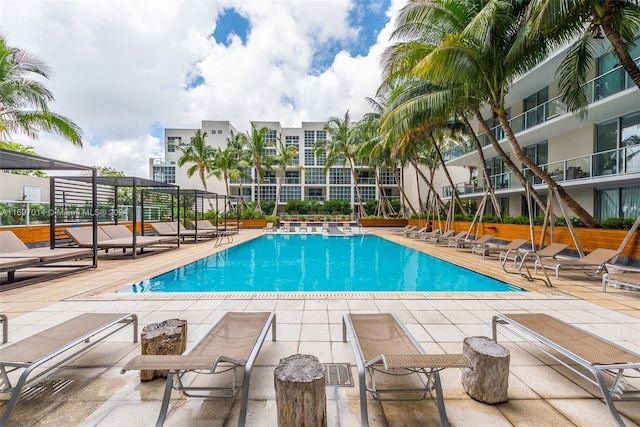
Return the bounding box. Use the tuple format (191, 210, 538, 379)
(1, 228, 639, 426)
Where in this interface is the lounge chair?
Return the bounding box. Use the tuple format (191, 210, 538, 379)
(449, 233, 494, 251)
(472, 238, 528, 259)
(408, 227, 429, 239)
(0, 231, 93, 282)
(263, 222, 275, 232)
(321, 222, 330, 233)
(423, 229, 456, 244)
(602, 271, 640, 292)
(503, 242, 569, 269)
(0, 312, 138, 425)
(121, 312, 276, 427)
(101, 224, 178, 244)
(280, 222, 295, 232)
(390, 225, 412, 235)
(492, 313, 640, 427)
(343, 313, 470, 427)
(402, 225, 418, 236)
(298, 222, 308, 232)
(431, 230, 466, 246)
(65, 226, 176, 258)
(343, 222, 353, 233)
(534, 247, 619, 279)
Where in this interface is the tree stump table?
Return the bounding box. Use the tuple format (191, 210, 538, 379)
(274, 354, 326, 427)
(461, 336, 510, 404)
(140, 319, 187, 382)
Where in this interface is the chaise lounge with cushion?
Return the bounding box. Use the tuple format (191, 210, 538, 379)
(534, 247, 619, 279)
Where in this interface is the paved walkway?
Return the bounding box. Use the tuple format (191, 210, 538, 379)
(0, 228, 639, 426)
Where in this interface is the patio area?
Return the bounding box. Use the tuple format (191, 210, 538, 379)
(1, 228, 639, 426)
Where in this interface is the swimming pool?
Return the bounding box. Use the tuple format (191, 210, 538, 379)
(119, 234, 523, 293)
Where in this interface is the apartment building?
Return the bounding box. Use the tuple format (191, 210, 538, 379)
(150, 120, 402, 214)
(433, 41, 640, 221)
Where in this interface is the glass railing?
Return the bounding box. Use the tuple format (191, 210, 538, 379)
(443, 144, 640, 195)
(442, 55, 640, 161)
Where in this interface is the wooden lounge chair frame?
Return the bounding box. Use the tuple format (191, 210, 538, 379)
(534, 247, 619, 279)
(0, 312, 138, 425)
(493, 313, 640, 427)
(121, 312, 276, 427)
(343, 313, 470, 427)
(602, 272, 640, 292)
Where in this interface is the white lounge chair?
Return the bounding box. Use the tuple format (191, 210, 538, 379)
(534, 248, 619, 279)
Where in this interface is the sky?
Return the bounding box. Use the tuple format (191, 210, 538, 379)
(1, 0, 403, 177)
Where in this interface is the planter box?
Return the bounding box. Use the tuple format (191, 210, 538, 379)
(234, 219, 267, 229)
(453, 221, 640, 260)
(359, 218, 408, 227)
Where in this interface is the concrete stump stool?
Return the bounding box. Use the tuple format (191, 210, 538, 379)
(461, 336, 510, 404)
(274, 354, 327, 427)
(140, 319, 187, 382)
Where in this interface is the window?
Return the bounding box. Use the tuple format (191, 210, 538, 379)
(152, 166, 175, 183)
(305, 168, 325, 184)
(258, 185, 276, 201)
(379, 169, 397, 185)
(360, 186, 376, 201)
(280, 186, 301, 202)
(597, 186, 640, 220)
(167, 136, 181, 152)
(285, 171, 300, 184)
(329, 168, 351, 184)
(329, 186, 351, 201)
(596, 111, 640, 175)
(307, 188, 323, 201)
(523, 87, 549, 128)
(525, 141, 548, 165)
(304, 130, 315, 148)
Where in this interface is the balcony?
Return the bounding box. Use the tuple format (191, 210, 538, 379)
(442, 55, 640, 162)
(442, 144, 640, 197)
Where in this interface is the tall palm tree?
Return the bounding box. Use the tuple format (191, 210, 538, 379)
(210, 146, 248, 211)
(225, 130, 251, 208)
(271, 137, 306, 216)
(388, 0, 598, 226)
(0, 35, 82, 145)
(315, 111, 367, 218)
(527, 0, 640, 117)
(242, 125, 274, 212)
(176, 130, 215, 209)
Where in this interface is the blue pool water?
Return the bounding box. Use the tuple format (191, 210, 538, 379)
(119, 235, 523, 293)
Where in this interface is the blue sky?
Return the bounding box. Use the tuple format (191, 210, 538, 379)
(1, 0, 400, 176)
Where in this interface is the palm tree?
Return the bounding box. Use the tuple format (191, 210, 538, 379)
(242, 125, 274, 212)
(271, 137, 306, 216)
(0, 35, 82, 145)
(211, 146, 248, 211)
(225, 130, 251, 208)
(176, 129, 215, 209)
(527, 0, 640, 117)
(315, 111, 367, 218)
(387, 0, 598, 226)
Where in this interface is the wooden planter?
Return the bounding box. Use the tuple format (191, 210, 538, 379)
(359, 218, 408, 227)
(235, 219, 267, 229)
(452, 221, 640, 260)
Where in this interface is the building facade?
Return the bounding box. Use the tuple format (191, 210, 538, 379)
(435, 41, 640, 221)
(150, 120, 402, 215)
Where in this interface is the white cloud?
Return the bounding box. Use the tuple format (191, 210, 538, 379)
(2, 0, 404, 176)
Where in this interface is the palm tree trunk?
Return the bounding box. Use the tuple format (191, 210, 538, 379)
(273, 175, 283, 217)
(431, 134, 468, 215)
(254, 165, 261, 211)
(496, 113, 598, 227)
(415, 167, 423, 214)
(199, 167, 214, 211)
(348, 158, 366, 218)
(224, 172, 234, 212)
(409, 159, 446, 213)
(394, 167, 417, 216)
(474, 110, 547, 213)
(602, 17, 640, 90)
